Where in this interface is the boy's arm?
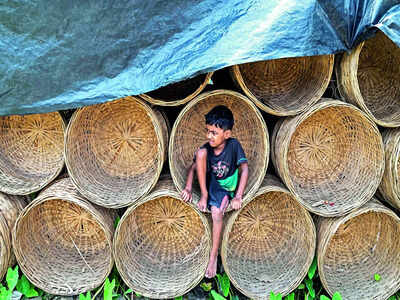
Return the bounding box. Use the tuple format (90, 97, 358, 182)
(232, 162, 249, 210)
(181, 162, 196, 202)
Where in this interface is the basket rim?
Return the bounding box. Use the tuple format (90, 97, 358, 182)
(12, 193, 114, 295)
(0, 111, 66, 195)
(221, 176, 316, 298)
(276, 98, 384, 217)
(168, 89, 269, 213)
(140, 72, 214, 106)
(64, 96, 165, 208)
(317, 199, 400, 298)
(113, 185, 211, 299)
(232, 55, 334, 116)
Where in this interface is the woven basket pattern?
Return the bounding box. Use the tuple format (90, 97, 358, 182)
(65, 96, 167, 208)
(114, 176, 211, 299)
(272, 99, 384, 216)
(317, 199, 400, 299)
(0, 112, 65, 195)
(169, 90, 269, 211)
(13, 178, 115, 295)
(231, 55, 333, 116)
(0, 193, 27, 280)
(378, 128, 400, 209)
(337, 31, 400, 127)
(221, 175, 315, 299)
(141, 73, 213, 106)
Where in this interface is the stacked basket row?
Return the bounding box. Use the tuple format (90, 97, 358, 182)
(0, 30, 397, 300)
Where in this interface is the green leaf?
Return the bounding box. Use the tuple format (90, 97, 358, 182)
(374, 273, 381, 281)
(297, 284, 305, 290)
(332, 292, 342, 300)
(6, 266, 18, 291)
(174, 296, 183, 300)
(25, 288, 39, 298)
(275, 293, 282, 300)
(16, 274, 30, 295)
(270, 292, 276, 300)
(79, 291, 90, 300)
(308, 257, 317, 280)
(304, 278, 315, 298)
(200, 282, 212, 292)
(230, 295, 239, 300)
(211, 290, 226, 300)
(284, 292, 295, 300)
(114, 216, 121, 229)
(104, 278, 116, 300)
(218, 273, 230, 297)
(320, 295, 331, 300)
(388, 296, 396, 300)
(124, 288, 133, 295)
(135, 291, 142, 297)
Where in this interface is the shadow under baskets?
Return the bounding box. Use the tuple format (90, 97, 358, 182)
(317, 199, 400, 300)
(65, 96, 168, 208)
(169, 89, 269, 211)
(336, 30, 400, 127)
(140, 72, 213, 106)
(0, 112, 65, 195)
(231, 55, 334, 116)
(0, 193, 27, 281)
(221, 175, 316, 300)
(114, 176, 211, 299)
(271, 99, 384, 217)
(12, 178, 115, 295)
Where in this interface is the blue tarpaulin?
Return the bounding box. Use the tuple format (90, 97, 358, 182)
(1, 0, 399, 115)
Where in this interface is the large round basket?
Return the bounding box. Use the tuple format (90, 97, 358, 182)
(0, 112, 65, 195)
(271, 99, 384, 217)
(65, 96, 168, 208)
(12, 178, 115, 295)
(231, 55, 334, 116)
(169, 90, 269, 211)
(140, 73, 213, 106)
(0, 193, 27, 280)
(221, 175, 315, 299)
(336, 31, 400, 127)
(114, 176, 211, 299)
(378, 128, 400, 209)
(317, 199, 400, 299)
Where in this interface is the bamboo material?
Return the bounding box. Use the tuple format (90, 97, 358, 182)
(336, 31, 400, 127)
(114, 176, 211, 299)
(169, 90, 269, 211)
(231, 55, 334, 116)
(221, 175, 315, 299)
(141, 73, 213, 106)
(65, 96, 168, 208)
(0, 112, 65, 195)
(12, 178, 115, 295)
(271, 99, 384, 216)
(317, 199, 400, 300)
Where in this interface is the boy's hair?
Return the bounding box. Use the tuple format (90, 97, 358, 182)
(205, 105, 234, 130)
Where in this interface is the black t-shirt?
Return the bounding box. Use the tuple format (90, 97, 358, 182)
(194, 138, 247, 208)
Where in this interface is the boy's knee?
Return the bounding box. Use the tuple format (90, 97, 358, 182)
(211, 206, 223, 222)
(196, 148, 207, 161)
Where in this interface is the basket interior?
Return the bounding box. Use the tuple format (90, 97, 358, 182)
(322, 211, 400, 299)
(116, 197, 208, 298)
(287, 106, 383, 214)
(238, 55, 331, 113)
(224, 191, 314, 298)
(357, 31, 400, 124)
(15, 199, 111, 294)
(0, 113, 64, 193)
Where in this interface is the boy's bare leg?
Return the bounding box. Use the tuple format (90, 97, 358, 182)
(196, 148, 208, 211)
(205, 195, 229, 278)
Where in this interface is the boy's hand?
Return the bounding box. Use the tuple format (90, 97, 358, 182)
(181, 188, 192, 203)
(231, 195, 242, 210)
(197, 195, 207, 212)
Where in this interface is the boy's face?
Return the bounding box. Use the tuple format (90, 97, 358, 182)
(206, 124, 231, 148)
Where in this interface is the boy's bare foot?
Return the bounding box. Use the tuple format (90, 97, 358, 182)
(205, 255, 217, 278)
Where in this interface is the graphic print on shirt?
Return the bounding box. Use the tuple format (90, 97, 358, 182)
(211, 161, 230, 178)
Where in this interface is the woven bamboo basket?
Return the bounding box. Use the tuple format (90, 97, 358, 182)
(336, 31, 400, 127)
(114, 176, 211, 299)
(0, 193, 27, 280)
(140, 72, 213, 106)
(378, 128, 400, 209)
(12, 178, 115, 295)
(65, 96, 168, 208)
(317, 199, 400, 299)
(271, 99, 384, 217)
(0, 112, 65, 195)
(231, 55, 334, 116)
(221, 175, 315, 299)
(169, 90, 269, 211)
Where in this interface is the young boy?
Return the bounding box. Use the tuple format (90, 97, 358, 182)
(181, 105, 249, 278)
